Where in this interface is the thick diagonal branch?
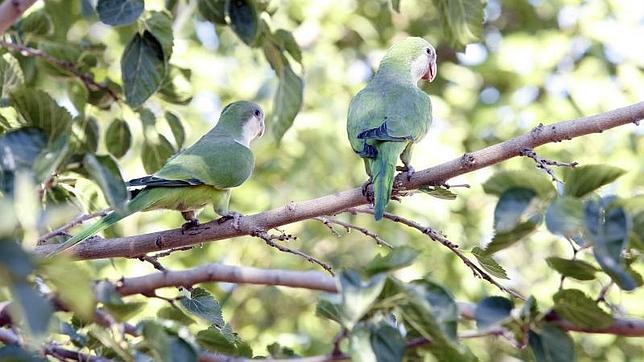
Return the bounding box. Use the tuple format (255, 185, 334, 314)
(33, 102, 644, 259)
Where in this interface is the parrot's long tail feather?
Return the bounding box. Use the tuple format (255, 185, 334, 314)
(48, 191, 155, 256)
(372, 142, 405, 220)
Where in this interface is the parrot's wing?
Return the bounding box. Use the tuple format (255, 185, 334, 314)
(155, 134, 255, 190)
(127, 176, 204, 188)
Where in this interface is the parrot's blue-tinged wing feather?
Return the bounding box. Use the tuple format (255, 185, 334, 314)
(357, 122, 412, 141)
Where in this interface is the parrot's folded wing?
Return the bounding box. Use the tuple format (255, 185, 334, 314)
(357, 122, 411, 141)
(127, 176, 204, 188)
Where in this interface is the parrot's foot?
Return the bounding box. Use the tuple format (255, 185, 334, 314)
(361, 178, 374, 204)
(396, 165, 415, 181)
(217, 212, 243, 230)
(181, 219, 200, 234)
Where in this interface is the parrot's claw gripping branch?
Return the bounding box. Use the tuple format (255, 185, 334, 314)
(217, 211, 243, 231)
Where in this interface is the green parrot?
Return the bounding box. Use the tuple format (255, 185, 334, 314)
(49, 101, 265, 256)
(347, 37, 437, 220)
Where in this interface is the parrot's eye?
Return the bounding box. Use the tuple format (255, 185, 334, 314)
(425, 48, 431, 55)
(254, 109, 261, 117)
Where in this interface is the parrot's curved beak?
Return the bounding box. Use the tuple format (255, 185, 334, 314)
(422, 60, 437, 82)
(257, 116, 265, 139)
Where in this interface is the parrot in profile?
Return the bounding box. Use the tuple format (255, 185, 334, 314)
(347, 37, 437, 220)
(49, 101, 265, 256)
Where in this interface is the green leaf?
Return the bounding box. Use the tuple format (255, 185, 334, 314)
(494, 187, 537, 232)
(519, 295, 539, 322)
(272, 64, 303, 142)
(370, 322, 405, 362)
(20, 10, 53, 38)
(196, 326, 252, 357)
(363, 246, 418, 276)
(72, 117, 99, 153)
(349, 324, 376, 362)
(104, 301, 146, 321)
(0, 242, 35, 280)
(545, 257, 598, 281)
(545, 197, 585, 244)
(96, 0, 144, 26)
(198, 0, 227, 24)
(165, 111, 185, 149)
(0, 128, 47, 194)
(552, 289, 613, 328)
(143, 11, 174, 61)
(586, 198, 637, 290)
(528, 324, 575, 362)
(141, 320, 172, 362)
(9, 282, 53, 340)
(141, 134, 175, 174)
(564, 165, 625, 198)
(431, 0, 484, 50)
(157, 306, 196, 325)
(227, 0, 260, 45)
(273, 29, 302, 64)
(475, 296, 513, 330)
(0, 54, 24, 98)
(159, 65, 193, 105)
(170, 336, 199, 362)
(338, 271, 386, 328)
(121, 31, 166, 108)
(483, 170, 555, 200)
(471, 247, 509, 279)
(402, 279, 459, 343)
(315, 295, 343, 324)
(179, 287, 225, 327)
(10, 88, 73, 143)
(83, 154, 128, 211)
(33, 134, 70, 184)
(391, 0, 401, 12)
(39, 260, 96, 321)
(105, 119, 132, 158)
(266, 342, 297, 358)
(483, 221, 538, 255)
(419, 185, 458, 200)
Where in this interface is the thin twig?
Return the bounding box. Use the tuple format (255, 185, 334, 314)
(251, 229, 334, 276)
(0, 39, 120, 101)
(37, 209, 111, 244)
(315, 216, 393, 248)
(520, 148, 577, 183)
(137, 255, 167, 272)
(346, 207, 525, 300)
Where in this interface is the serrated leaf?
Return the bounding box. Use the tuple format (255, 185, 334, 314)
(545, 257, 598, 281)
(105, 119, 132, 158)
(10, 88, 73, 143)
(141, 134, 175, 174)
(338, 271, 386, 329)
(83, 154, 128, 211)
(39, 260, 96, 321)
(0, 54, 24, 98)
(483, 170, 555, 199)
(483, 221, 538, 255)
(159, 66, 193, 105)
(564, 165, 625, 198)
(471, 247, 508, 279)
(272, 64, 303, 142)
(363, 246, 418, 276)
(144, 11, 174, 61)
(552, 289, 613, 328)
(475, 296, 513, 330)
(274, 29, 302, 63)
(494, 187, 537, 232)
(198, 0, 227, 24)
(528, 324, 575, 362)
(315, 295, 342, 324)
(432, 0, 484, 50)
(586, 198, 637, 290)
(419, 185, 458, 200)
(121, 31, 166, 107)
(545, 197, 585, 244)
(227, 0, 259, 45)
(96, 0, 144, 26)
(179, 287, 225, 326)
(165, 112, 185, 149)
(196, 326, 252, 357)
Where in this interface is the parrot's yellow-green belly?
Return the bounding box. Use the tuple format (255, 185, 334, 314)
(140, 185, 228, 213)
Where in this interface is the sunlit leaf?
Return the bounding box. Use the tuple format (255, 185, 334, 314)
(157, 306, 196, 325)
(564, 165, 625, 198)
(419, 185, 458, 200)
(165, 111, 186, 149)
(0, 53, 24, 98)
(83, 154, 128, 211)
(545, 257, 598, 281)
(198, 0, 227, 24)
(545, 196, 585, 244)
(196, 326, 252, 357)
(339, 271, 386, 329)
(105, 119, 132, 158)
(10, 88, 73, 143)
(143, 11, 174, 61)
(20, 10, 53, 38)
(432, 0, 484, 50)
(96, 0, 144, 26)
(483, 221, 538, 255)
(266, 342, 298, 358)
(179, 287, 225, 327)
(315, 295, 342, 324)
(272, 64, 303, 142)
(471, 247, 509, 279)
(483, 170, 555, 199)
(39, 259, 96, 321)
(552, 289, 612, 328)
(363, 246, 418, 276)
(141, 134, 175, 174)
(273, 29, 302, 64)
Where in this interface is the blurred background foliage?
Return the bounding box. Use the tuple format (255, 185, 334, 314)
(0, 0, 642, 360)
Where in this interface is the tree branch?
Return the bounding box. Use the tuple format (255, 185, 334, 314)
(33, 102, 644, 259)
(0, 0, 38, 34)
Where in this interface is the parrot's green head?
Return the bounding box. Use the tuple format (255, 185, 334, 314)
(217, 101, 265, 146)
(379, 37, 437, 83)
